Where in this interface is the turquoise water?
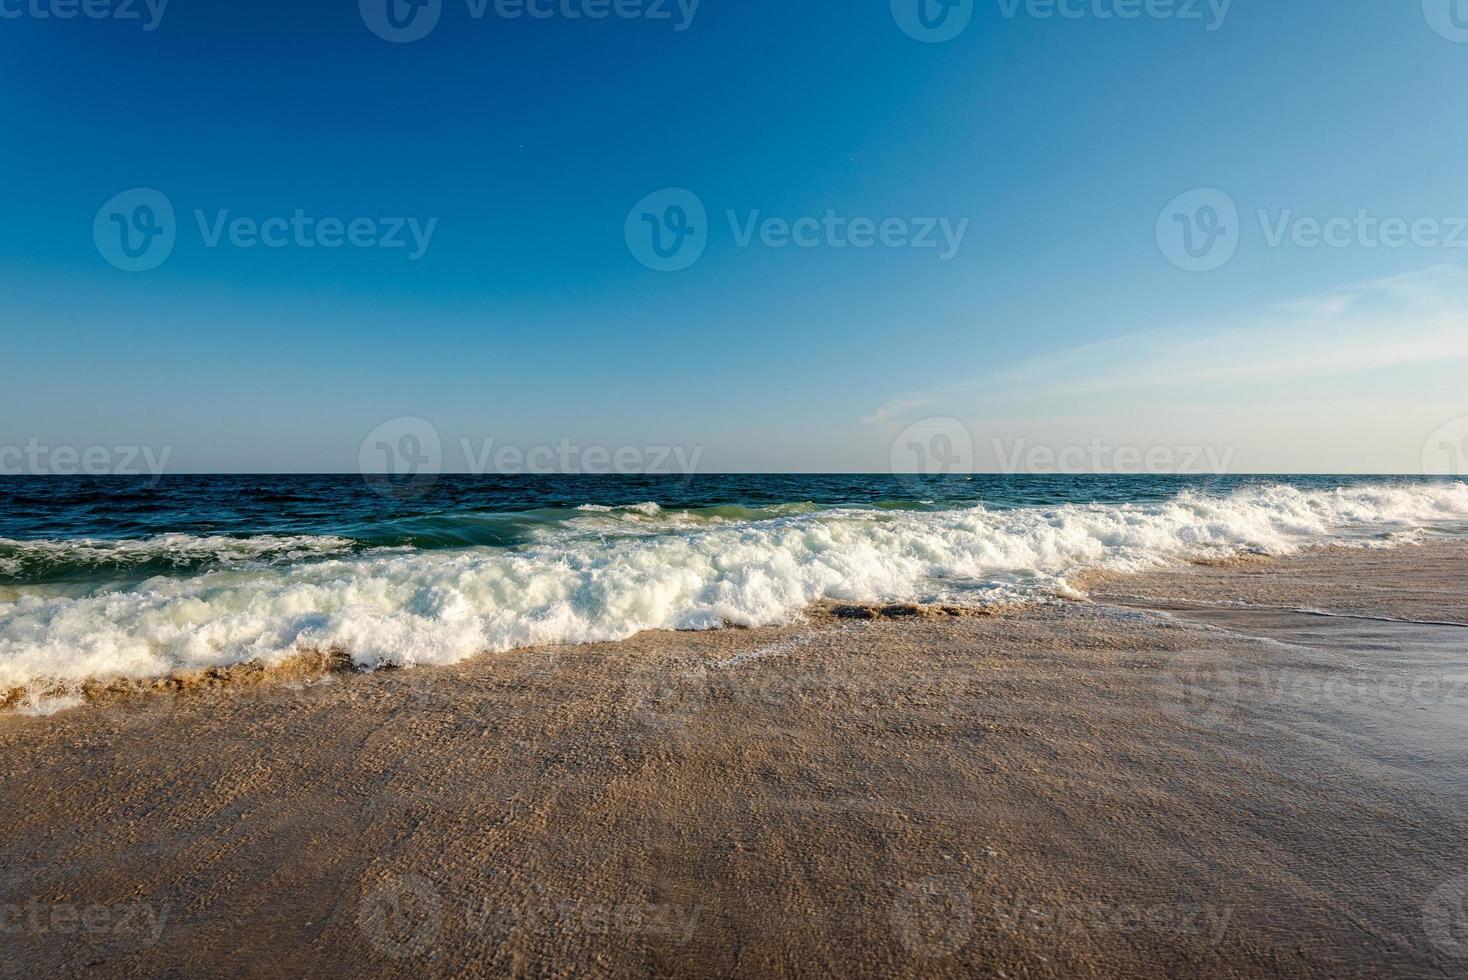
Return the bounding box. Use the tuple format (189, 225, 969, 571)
(2, 473, 1460, 586)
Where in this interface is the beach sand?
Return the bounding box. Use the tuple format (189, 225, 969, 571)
(3, 542, 1468, 977)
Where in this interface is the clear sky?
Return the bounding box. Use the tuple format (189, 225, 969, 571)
(2, 0, 1466, 474)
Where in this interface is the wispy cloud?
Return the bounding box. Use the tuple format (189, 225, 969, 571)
(863, 264, 1468, 427)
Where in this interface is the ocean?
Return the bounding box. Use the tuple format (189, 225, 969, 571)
(3, 474, 1467, 699)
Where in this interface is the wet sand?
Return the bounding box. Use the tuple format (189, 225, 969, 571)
(3, 543, 1468, 977)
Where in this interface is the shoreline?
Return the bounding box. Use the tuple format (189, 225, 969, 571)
(1, 603, 1015, 716)
(6, 479, 1466, 712)
(3, 542, 1468, 975)
(1, 540, 1455, 717)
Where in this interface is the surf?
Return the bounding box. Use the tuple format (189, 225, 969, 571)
(3, 480, 1467, 702)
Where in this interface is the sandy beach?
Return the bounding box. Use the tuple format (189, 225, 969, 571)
(10, 0, 1466, 973)
(3, 541, 1467, 977)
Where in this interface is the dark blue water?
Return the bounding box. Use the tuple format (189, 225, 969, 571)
(1, 473, 1438, 541)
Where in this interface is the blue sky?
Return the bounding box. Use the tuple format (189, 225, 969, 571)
(2, 0, 1467, 473)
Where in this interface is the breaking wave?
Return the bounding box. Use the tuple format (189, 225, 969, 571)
(3, 481, 1467, 700)
(0, 533, 358, 584)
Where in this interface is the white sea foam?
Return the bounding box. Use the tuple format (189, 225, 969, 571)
(2, 483, 1466, 696)
(574, 501, 662, 516)
(13, 691, 86, 717)
(0, 533, 357, 573)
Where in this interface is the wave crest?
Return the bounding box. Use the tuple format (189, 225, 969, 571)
(2, 481, 1466, 700)
(0, 533, 358, 583)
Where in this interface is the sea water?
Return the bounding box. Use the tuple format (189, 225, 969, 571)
(2, 474, 1466, 695)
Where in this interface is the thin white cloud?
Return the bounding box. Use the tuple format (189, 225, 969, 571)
(864, 264, 1468, 427)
